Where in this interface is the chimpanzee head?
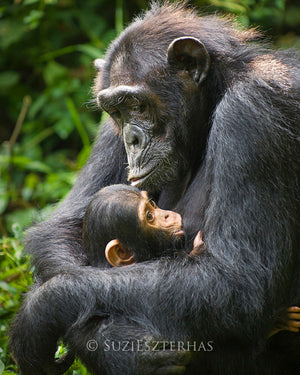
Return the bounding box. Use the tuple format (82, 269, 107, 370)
(83, 184, 184, 267)
(93, 5, 215, 194)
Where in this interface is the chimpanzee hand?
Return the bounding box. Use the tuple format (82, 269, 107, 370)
(268, 306, 300, 338)
(189, 231, 206, 257)
(52, 352, 75, 374)
(135, 343, 191, 375)
(285, 306, 300, 333)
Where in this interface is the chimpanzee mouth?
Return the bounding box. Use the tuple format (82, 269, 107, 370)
(173, 229, 184, 236)
(128, 167, 156, 187)
(128, 155, 177, 191)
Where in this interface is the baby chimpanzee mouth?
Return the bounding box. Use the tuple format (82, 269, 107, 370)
(173, 229, 184, 236)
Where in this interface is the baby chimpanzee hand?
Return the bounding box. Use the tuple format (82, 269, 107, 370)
(189, 231, 206, 257)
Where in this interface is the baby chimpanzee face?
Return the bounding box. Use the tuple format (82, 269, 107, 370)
(83, 184, 185, 268)
(137, 191, 184, 239)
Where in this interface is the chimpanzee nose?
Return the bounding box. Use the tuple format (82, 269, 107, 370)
(123, 124, 147, 152)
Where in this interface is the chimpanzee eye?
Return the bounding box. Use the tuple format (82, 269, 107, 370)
(146, 211, 154, 222)
(139, 103, 146, 113)
(111, 109, 121, 119)
(132, 103, 146, 114)
(132, 105, 140, 112)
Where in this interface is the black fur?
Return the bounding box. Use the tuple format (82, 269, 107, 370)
(9, 2, 300, 374)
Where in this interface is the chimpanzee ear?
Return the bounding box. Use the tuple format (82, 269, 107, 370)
(167, 37, 210, 85)
(94, 58, 106, 71)
(105, 239, 135, 267)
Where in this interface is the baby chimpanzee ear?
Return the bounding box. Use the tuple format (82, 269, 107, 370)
(105, 239, 135, 267)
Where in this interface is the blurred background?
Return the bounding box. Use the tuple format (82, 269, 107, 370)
(0, 0, 299, 373)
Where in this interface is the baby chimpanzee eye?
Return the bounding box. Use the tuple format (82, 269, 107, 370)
(146, 211, 154, 222)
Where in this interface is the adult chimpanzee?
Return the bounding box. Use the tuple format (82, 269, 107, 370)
(9, 1, 300, 374)
(83, 184, 186, 267)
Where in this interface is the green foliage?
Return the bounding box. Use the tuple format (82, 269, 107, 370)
(0, 226, 32, 374)
(0, 1, 123, 373)
(195, 0, 300, 45)
(0, 0, 299, 374)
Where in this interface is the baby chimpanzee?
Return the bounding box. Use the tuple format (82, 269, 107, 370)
(82, 184, 193, 268)
(83, 184, 300, 338)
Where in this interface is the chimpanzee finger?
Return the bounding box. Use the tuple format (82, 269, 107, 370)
(288, 313, 300, 321)
(289, 320, 300, 328)
(287, 306, 300, 313)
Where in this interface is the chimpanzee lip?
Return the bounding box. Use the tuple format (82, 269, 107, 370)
(129, 167, 155, 187)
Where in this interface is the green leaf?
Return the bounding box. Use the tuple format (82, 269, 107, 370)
(0, 71, 20, 93)
(0, 281, 18, 294)
(22, 173, 39, 201)
(65, 97, 90, 148)
(0, 19, 27, 48)
(4, 207, 37, 234)
(274, 0, 285, 11)
(0, 194, 8, 215)
(0, 180, 8, 215)
(77, 44, 103, 59)
(77, 146, 91, 169)
(24, 10, 44, 30)
(24, 0, 40, 4)
(210, 0, 248, 13)
(29, 95, 48, 119)
(115, 0, 124, 34)
(11, 222, 23, 241)
(54, 118, 74, 140)
(43, 61, 68, 86)
(0, 155, 52, 174)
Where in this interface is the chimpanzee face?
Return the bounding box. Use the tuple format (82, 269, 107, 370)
(96, 186, 185, 267)
(137, 190, 184, 239)
(95, 35, 210, 194)
(96, 79, 182, 194)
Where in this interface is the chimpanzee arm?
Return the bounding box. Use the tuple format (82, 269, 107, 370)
(25, 119, 127, 282)
(8, 238, 293, 375)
